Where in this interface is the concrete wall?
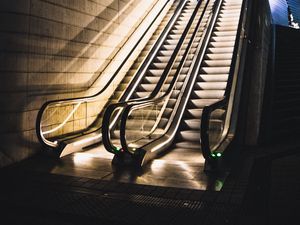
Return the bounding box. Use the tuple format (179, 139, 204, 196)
(261, 25, 300, 143)
(0, 0, 162, 167)
(241, 0, 273, 145)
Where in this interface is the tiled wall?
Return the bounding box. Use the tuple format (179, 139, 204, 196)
(0, 0, 165, 167)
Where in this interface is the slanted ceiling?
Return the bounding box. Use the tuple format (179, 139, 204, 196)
(269, 0, 289, 26)
(269, 0, 300, 26)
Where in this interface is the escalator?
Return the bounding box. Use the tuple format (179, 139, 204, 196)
(110, 0, 207, 142)
(102, 0, 249, 168)
(176, 0, 242, 161)
(109, 0, 212, 145)
(36, 0, 206, 157)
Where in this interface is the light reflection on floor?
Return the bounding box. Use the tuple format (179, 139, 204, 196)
(44, 144, 227, 191)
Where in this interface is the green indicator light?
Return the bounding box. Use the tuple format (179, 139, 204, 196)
(114, 147, 120, 151)
(216, 153, 222, 157)
(211, 153, 216, 157)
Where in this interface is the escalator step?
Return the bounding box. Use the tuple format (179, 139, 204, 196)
(122, 76, 133, 83)
(207, 47, 234, 54)
(187, 109, 203, 118)
(179, 130, 200, 142)
(183, 119, 201, 130)
(194, 82, 227, 90)
(193, 90, 225, 98)
(209, 41, 234, 48)
(175, 141, 201, 149)
(205, 53, 233, 60)
(217, 17, 240, 23)
(189, 99, 219, 108)
(156, 56, 181, 62)
(159, 49, 185, 56)
(200, 66, 230, 74)
(145, 75, 186, 84)
(211, 35, 235, 42)
(203, 59, 231, 66)
(219, 13, 241, 18)
(198, 74, 228, 82)
(187, 108, 226, 119)
(161, 44, 177, 50)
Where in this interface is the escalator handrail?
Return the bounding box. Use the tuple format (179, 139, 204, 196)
(201, 97, 226, 159)
(36, 0, 178, 148)
(200, 0, 252, 162)
(119, 0, 212, 154)
(102, 0, 204, 154)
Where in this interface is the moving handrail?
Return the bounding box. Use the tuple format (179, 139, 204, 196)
(102, 0, 210, 155)
(36, 0, 181, 151)
(200, 0, 252, 165)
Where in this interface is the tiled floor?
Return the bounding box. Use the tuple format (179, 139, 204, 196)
(17, 143, 226, 191)
(269, 153, 300, 225)
(1, 143, 300, 225)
